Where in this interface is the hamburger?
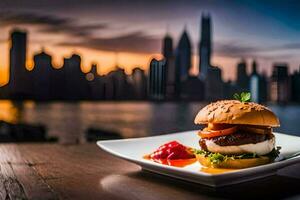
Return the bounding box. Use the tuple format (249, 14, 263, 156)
(194, 99, 280, 169)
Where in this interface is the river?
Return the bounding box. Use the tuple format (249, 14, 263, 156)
(0, 100, 299, 144)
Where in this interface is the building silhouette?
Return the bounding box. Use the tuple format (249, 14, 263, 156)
(205, 66, 224, 101)
(87, 63, 104, 100)
(3, 14, 300, 103)
(260, 72, 268, 102)
(131, 68, 147, 100)
(250, 60, 260, 102)
(163, 34, 176, 100)
(64, 54, 89, 100)
(249, 60, 267, 102)
(236, 59, 250, 92)
(50, 64, 66, 100)
(9, 29, 30, 98)
(175, 29, 192, 98)
(148, 59, 166, 100)
(32, 50, 52, 100)
(199, 14, 212, 79)
(270, 64, 290, 103)
(291, 67, 300, 102)
(104, 67, 133, 100)
(181, 76, 205, 101)
(163, 34, 173, 59)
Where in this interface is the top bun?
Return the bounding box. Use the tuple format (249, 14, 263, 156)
(194, 100, 280, 127)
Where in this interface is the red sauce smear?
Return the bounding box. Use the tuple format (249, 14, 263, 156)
(144, 141, 196, 167)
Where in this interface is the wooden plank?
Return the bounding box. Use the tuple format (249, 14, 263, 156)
(16, 144, 142, 199)
(1, 143, 300, 199)
(0, 163, 27, 200)
(0, 145, 25, 164)
(12, 164, 58, 200)
(0, 144, 57, 200)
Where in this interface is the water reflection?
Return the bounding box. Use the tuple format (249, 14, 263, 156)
(0, 100, 299, 144)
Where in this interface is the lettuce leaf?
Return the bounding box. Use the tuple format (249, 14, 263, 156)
(192, 147, 281, 165)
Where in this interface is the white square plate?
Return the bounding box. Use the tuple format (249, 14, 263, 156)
(97, 131, 300, 187)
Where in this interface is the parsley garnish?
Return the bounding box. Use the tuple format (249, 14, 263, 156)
(234, 92, 251, 102)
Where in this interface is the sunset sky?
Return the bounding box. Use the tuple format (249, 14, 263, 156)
(1, 0, 300, 86)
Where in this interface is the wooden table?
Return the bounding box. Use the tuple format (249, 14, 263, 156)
(1, 143, 300, 200)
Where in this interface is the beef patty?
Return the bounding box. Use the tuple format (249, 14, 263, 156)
(199, 132, 274, 151)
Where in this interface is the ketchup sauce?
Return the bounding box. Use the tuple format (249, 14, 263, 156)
(144, 141, 196, 167)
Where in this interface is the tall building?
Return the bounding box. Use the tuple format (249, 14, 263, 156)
(131, 68, 147, 100)
(236, 59, 250, 91)
(32, 50, 52, 100)
(291, 67, 300, 102)
(104, 67, 129, 100)
(199, 14, 212, 79)
(87, 63, 104, 100)
(50, 66, 66, 100)
(250, 60, 259, 102)
(249, 60, 267, 102)
(175, 29, 191, 98)
(260, 72, 268, 102)
(64, 54, 89, 100)
(9, 29, 30, 98)
(270, 64, 290, 103)
(148, 59, 167, 100)
(163, 34, 173, 59)
(205, 66, 224, 101)
(163, 34, 176, 100)
(181, 76, 205, 101)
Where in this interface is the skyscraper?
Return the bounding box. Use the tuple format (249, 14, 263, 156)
(163, 34, 176, 100)
(64, 54, 89, 100)
(250, 60, 260, 102)
(9, 29, 30, 98)
(104, 67, 130, 100)
(87, 63, 104, 100)
(291, 67, 300, 102)
(175, 29, 191, 98)
(199, 14, 212, 79)
(205, 66, 224, 101)
(270, 64, 290, 103)
(163, 34, 173, 59)
(131, 68, 147, 100)
(32, 50, 52, 100)
(148, 59, 167, 100)
(236, 59, 250, 91)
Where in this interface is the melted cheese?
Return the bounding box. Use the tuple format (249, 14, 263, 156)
(205, 137, 275, 156)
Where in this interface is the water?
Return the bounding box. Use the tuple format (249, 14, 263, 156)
(0, 100, 299, 144)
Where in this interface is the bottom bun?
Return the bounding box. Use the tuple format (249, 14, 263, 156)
(196, 154, 272, 169)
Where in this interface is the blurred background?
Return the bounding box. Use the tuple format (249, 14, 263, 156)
(0, 0, 300, 144)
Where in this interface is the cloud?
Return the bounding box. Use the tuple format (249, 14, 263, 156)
(214, 42, 263, 58)
(278, 43, 300, 50)
(0, 11, 69, 26)
(39, 23, 109, 37)
(214, 41, 300, 60)
(58, 31, 161, 54)
(0, 11, 108, 37)
(0, 10, 161, 53)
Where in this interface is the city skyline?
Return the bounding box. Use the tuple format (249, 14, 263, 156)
(1, 0, 300, 86)
(3, 16, 300, 103)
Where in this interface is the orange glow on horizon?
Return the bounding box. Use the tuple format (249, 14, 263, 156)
(0, 42, 163, 86)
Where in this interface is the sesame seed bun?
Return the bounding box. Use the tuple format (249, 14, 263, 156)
(194, 100, 280, 127)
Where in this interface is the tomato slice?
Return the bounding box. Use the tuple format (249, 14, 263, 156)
(198, 126, 237, 138)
